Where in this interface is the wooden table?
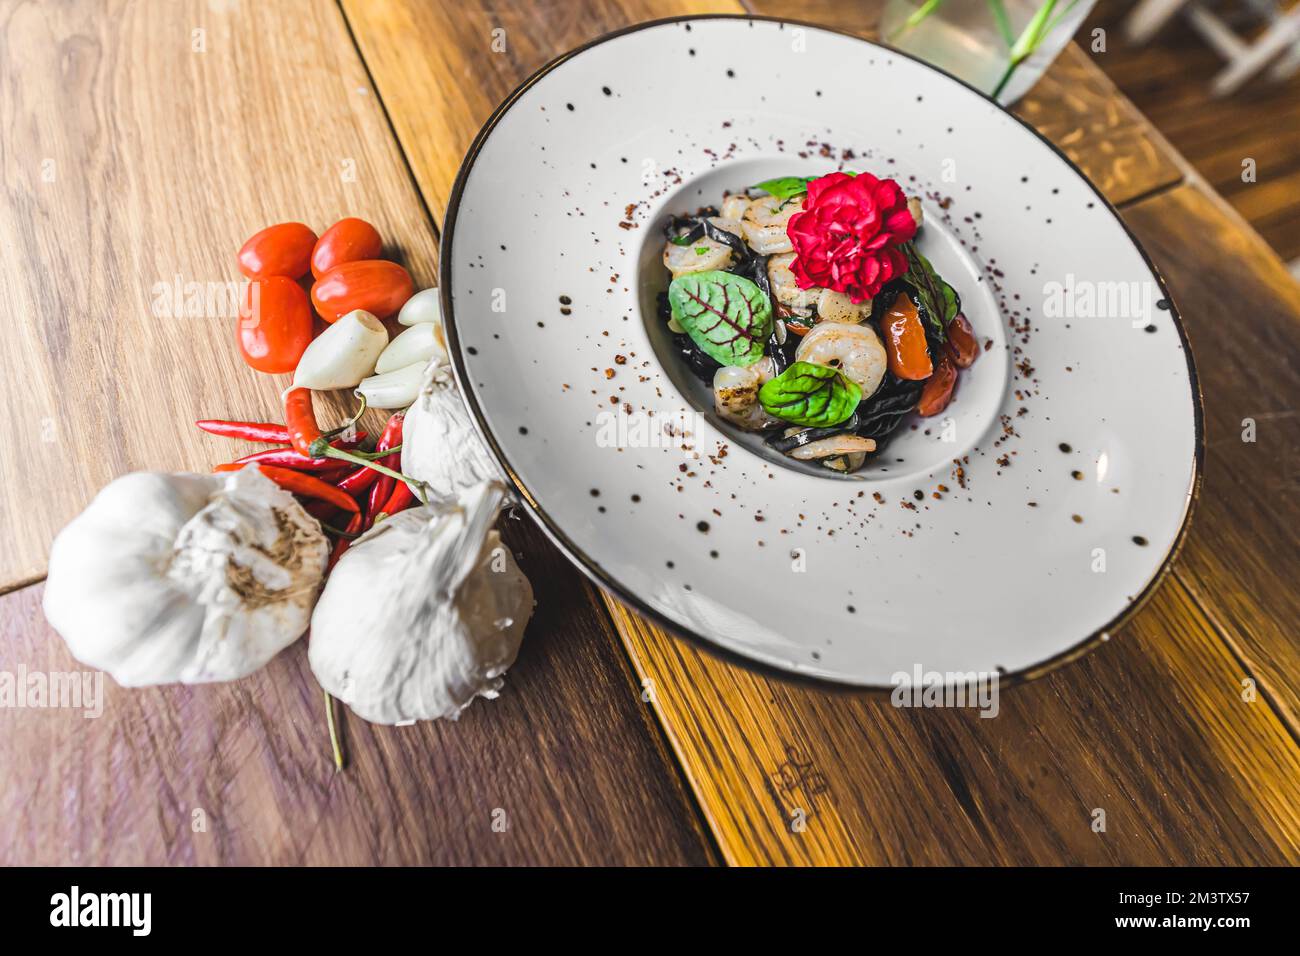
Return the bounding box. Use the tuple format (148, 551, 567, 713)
(1, 0, 1297, 866)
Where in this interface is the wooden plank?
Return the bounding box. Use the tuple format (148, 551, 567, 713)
(0, 550, 716, 865)
(0, 0, 715, 866)
(1015, 44, 1186, 205)
(1087, 0, 1300, 259)
(343, 0, 1300, 866)
(741, 1, 1187, 206)
(340, 0, 743, 225)
(1123, 184, 1300, 730)
(612, 579, 1300, 865)
(345, 0, 1181, 220)
(0, 0, 444, 590)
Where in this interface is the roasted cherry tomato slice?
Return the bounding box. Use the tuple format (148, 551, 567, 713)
(311, 217, 384, 279)
(917, 353, 958, 417)
(237, 277, 314, 374)
(882, 292, 933, 381)
(310, 259, 414, 322)
(237, 222, 317, 280)
(944, 312, 979, 368)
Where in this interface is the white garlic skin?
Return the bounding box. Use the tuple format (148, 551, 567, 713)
(401, 362, 505, 499)
(308, 482, 533, 724)
(42, 468, 329, 687)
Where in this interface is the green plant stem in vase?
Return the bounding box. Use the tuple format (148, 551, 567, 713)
(888, 0, 1086, 104)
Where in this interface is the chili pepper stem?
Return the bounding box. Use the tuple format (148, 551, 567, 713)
(314, 442, 420, 489)
(324, 689, 345, 771)
(320, 521, 362, 539)
(321, 393, 369, 443)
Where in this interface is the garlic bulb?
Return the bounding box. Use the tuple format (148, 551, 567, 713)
(43, 467, 328, 687)
(401, 361, 505, 498)
(309, 481, 534, 724)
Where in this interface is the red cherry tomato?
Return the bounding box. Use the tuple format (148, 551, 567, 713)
(237, 222, 317, 280)
(311, 259, 414, 322)
(944, 312, 979, 368)
(237, 277, 314, 374)
(311, 218, 384, 279)
(882, 292, 934, 381)
(917, 354, 958, 417)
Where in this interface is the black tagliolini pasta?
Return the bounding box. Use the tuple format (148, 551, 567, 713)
(661, 171, 978, 473)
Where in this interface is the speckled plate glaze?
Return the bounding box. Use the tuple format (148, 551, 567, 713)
(441, 15, 1202, 687)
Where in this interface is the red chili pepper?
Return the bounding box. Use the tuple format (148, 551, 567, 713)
(232, 448, 349, 473)
(366, 413, 405, 518)
(376, 481, 415, 521)
(284, 391, 415, 493)
(215, 463, 360, 513)
(301, 499, 340, 522)
(327, 510, 365, 571)
(230, 434, 369, 473)
(335, 465, 381, 496)
(196, 420, 291, 444)
(284, 388, 324, 458)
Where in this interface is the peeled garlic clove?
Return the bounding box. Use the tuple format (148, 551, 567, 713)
(309, 481, 534, 724)
(375, 322, 446, 375)
(401, 362, 505, 498)
(291, 308, 388, 390)
(356, 360, 426, 409)
(43, 467, 329, 687)
(397, 287, 441, 327)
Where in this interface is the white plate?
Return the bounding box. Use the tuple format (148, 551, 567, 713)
(440, 15, 1202, 687)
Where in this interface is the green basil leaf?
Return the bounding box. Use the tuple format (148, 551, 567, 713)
(759, 361, 862, 427)
(752, 176, 814, 201)
(901, 243, 955, 340)
(669, 270, 773, 367)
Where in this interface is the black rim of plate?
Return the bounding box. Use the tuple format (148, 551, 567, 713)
(438, 14, 1206, 692)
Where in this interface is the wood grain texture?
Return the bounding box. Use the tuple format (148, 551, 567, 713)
(0, 515, 717, 865)
(741, 1, 1187, 206)
(1015, 44, 1186, 206)
(611, 579, 1300, 865)
(0, 0, 442, 591)
(344, 0, 1298, 865)
(0, 0, 715, 865)
(1087, 0, 1300, 260)
(340, 0, 744, 225)
(1124, 184, 1300, 730)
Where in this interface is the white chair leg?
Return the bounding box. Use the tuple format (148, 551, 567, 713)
(1211, 10, 1300, 95)
(1266, 37, 1300, 80)
(1125, 0, 1196, 44)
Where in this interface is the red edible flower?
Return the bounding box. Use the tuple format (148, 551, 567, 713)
(787, 171, 917, 304)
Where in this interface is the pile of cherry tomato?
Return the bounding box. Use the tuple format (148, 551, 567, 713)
(216, 216, 424, 557)
(236, 217, 414, 374)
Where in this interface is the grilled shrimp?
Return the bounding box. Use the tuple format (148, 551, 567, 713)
(767, 253, 819, 314)
(788, 434, 876, 461)
(713, 357, 777, 430)
(721, 193, 749, 220)
(795, 321, 887, 397)
(663, 233, 733, 277)
(741, 195, 801, 254)
(816, 288, 871, 323)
